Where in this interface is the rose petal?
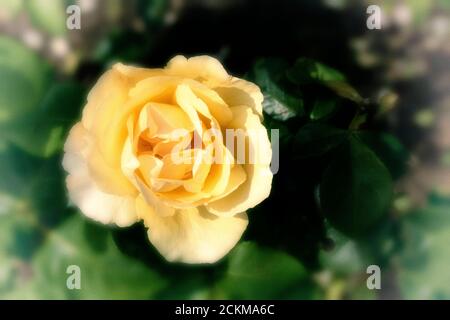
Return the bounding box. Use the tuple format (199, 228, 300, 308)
(206, 106, 273, 215)
(63, 123, 138, 227)
(136, 196, 248, 263)
(215, 77, 264, 117)
(166, 55, 230, 84)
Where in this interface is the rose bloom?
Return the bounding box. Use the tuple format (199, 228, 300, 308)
(63, 56, 273, 263)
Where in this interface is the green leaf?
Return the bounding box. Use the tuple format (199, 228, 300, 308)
(7, 215, 167, 299)
(286, 58, 364, 107)
(0, 144, 74, 249)
(326, 81, 364, 105)
(154, 274, 215, 299)
(438, 0, 450, 9)
(320, 227, 368, 276)
(0, 144, 74, 296)
(397, 202, 450, 299)
(0, 37, 52, 123)
(26, 0, 67, 36)
(319, 136, 393, 237)
(138, 0, 169, 26)
(293, 123, 347, 158)
(310, 99, 338, 120)
(357, 132, 409, 179)
(286, 58, 345, 85)
(262, 93, 297, 121)
(0, 145, 67, 220)
(0, 82, 85, 157)
(220, 242, 319, 299)
(252, 58, 304, 119)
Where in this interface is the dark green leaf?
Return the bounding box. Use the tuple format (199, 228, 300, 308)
(286, 58, 345, 85)
(319, 136, 393, 237)
(252, 58, 304, 118)
(310, 99, 338, 120)
(357, 132, 409, 179)
(293, 124, 347, 158)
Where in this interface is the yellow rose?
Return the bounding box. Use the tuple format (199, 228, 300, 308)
(63, 55, 273, 263)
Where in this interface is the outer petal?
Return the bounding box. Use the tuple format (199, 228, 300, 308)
(166, 55, 230, 84)
(206, 106, 273, 216)
(63, 124, 138, 227)
(81, 67, 137, 196)
(136, 196, 248, 264)
(214, 77, 264, 117)
(113, 63, 165, 84)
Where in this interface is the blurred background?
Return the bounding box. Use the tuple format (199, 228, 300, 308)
(0, 0, 450, 299)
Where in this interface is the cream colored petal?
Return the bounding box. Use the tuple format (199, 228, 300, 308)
(136, 175, 176, 217)
(184, 79, 233, 126)
(158, 187, 210, 207)
(183, 148, 213, 193)
(214, 77, 264, 117)
(159, 149, 195, 179)
(129, 76, 180, 100)
(83, 68, 129, 164)
(206, 106, 273, 215)
(86, 144, 137, 196)
(121, 136, 140, 189)
(147, 102, 194, 139)
(206, 164, 271, 216)
(136, 196, 248, 263)
(81, 69, 127, 131)
(175, 84, 205, 137)
(153, 137, 191, 158)
(79, 67, 138, 196)
(206, 165, 247, 217)
(138, 154, 183, 193)
(113, 63, 165, 85)
(63, 123, 138, 227)
(138, 154, 164, 186)
(121, 76, 181, 128)
(202, 145, 233, 197)
(166, 55, 230, 84)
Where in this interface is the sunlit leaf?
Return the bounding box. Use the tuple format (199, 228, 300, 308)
(220, 242, 319, 299)
(7, 215, 168, 299)
(397, 201, 450, 299)
(26, 0, 67, 36)
(0, 37, 52, 123)
(0, 82, 85, 157)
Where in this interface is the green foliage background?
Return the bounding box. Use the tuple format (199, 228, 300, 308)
(1, 0, 450, 299)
